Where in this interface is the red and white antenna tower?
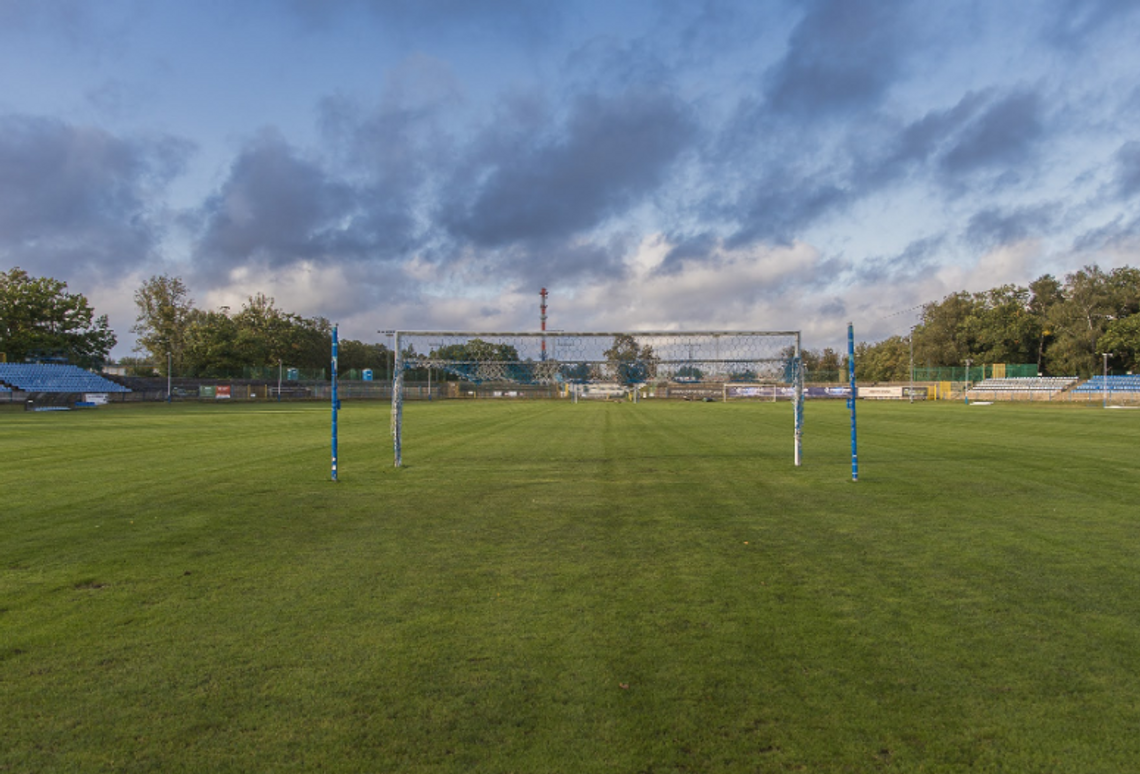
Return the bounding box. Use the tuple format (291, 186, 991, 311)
(540, 287, 549, 361)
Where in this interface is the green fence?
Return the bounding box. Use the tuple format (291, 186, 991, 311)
(912, 364, 1038, 382)
(804, 364, 1039, 383)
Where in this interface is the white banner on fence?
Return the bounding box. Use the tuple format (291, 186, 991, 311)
(859, 386, 904, 399)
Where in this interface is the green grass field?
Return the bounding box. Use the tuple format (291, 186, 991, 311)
(4, 398, 1140, 772)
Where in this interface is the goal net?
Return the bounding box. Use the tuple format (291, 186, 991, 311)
(389, 330, 804, 467)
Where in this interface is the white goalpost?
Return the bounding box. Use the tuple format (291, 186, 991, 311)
(389, 330, 804, 468)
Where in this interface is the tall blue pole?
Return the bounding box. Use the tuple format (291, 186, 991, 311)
(331, 324, 339, 482)
(848, 322, 858, 482)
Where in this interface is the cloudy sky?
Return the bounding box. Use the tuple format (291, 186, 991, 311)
(2, 0, 1140, 356)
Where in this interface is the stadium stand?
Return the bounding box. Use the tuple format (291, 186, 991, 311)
(966, 376, 1077, 400)
(1069, 375, 1140, 394)
(0, 364, 131, 393)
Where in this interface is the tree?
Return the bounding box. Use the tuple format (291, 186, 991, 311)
(339, 340, 392, 375)
(800, 347, 843, 381)
(286, 315, 333, 370)
(851, 264, 1140, 379)
(913, 292, 979, 367)
(0, 267, 116, 369)
(433, 339, 520, 365)
(132, 275, 193, 375)
(430, 339, 523, 382)
(238, 294, 327, 370)
(232, 293, 300, 367)
(1028, 274, 1063, 373)
(182, 308, 242, 377)
(961, 284, 1042, 366)
(854, 336, 909, 381)
(1045, 265, 1140, 376)
(1098, 316, 1140, 373)
(177, 296, 332, 377)
(604, 334, 658, 383)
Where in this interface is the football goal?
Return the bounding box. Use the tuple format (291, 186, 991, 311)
(389, 330, 804, 468)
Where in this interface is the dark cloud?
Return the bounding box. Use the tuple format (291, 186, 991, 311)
(818, 297, 847, 318)
(1113, 141, 1140, 199)
(939, 90, 1044, 178)
(0, 114, 191, 280)
(193, 130, 365, 279)
(440, 89, 697, 249)
(480, 236, 633, 290)
(765, 0, 911, 116)
(317, 57, 458, 190)
(965, 205, 1055, 249)
(191, 119, 440, 288)
(707, 82, 1046, 256)
(862, 91, 989, 185)
(656, 232, 720, 275)
(1071, 214, 1140, 253)
(855, 235, 945, 285)
(725, 169, 850, 247)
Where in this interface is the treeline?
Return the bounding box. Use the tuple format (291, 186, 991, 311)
(852, 265, 1140, 381)
(10, 265, 1139, 382)
(130, 275, 391, 377)
(0, 268, 116, 369)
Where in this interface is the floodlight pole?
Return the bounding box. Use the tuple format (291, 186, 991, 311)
(964, 358, 972, 405)
(277, 360, 282, 402)
(167, 351, 172, 403)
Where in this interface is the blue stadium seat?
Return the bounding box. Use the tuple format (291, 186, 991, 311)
(0, 364, 130, 393)
(1070, 375, 1140, 393)
(967, 377, 1077, 397)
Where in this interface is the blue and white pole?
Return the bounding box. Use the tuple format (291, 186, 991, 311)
(848, 322, 858, 483)
(331, 324, 339, 482)
(793, 333, 804, 467)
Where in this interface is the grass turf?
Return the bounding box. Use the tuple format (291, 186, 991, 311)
(3, 398, 1140, 772)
